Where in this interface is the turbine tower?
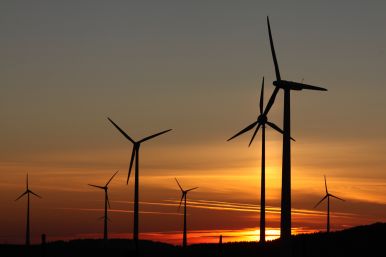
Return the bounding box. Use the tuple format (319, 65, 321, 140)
(175, 178, 198, 248)
(108, 117, 171, 251)
(263, 17, 327, 251)
(227, 77, 290, 244)
(314, 175, 345, 233)
(15, 173, 42, 246)
(88, 170, 119, 241)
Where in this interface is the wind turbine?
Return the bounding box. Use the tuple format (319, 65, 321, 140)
(107, 117, 171, 251)
(314, 175, 345, 233)
(88, 170, 119, 241)
(175, 178, 198, 248)
(227, 77, 290, 244)
(262, 17, 327, 246)
(15, 173, 42, 246)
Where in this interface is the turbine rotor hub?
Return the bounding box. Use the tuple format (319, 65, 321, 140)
(258, 115, 267, 124)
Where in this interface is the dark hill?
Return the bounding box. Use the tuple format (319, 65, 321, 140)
(1, 222, 385, 257)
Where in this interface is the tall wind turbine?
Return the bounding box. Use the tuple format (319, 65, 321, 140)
(88, 170, 119, 241)
(175, 178, 198, 248)
(314, 175, 345, 233)
(262, 17, 327, 246)
(107, 117, 171, 251)
(15, 173, 42, 246)
(227, 77, 290, 244)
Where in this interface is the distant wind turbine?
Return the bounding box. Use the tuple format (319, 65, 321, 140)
(175, 178, 198, 248)
(15, 173, 42, 246)
(107, 117, 171, 251)
(227, 77, 291, 244)
(263, 17, 327, 247)
(314, 175, 345, 233)
(88, 170, 119, 241)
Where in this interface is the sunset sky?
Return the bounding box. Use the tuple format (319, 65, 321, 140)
(1, 1, 385, 245)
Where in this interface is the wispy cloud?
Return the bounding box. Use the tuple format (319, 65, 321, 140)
(110, 199, 357, 218)
(55, 207, 183, 216)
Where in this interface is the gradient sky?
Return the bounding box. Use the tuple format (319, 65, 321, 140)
(1, 1, 385, 244)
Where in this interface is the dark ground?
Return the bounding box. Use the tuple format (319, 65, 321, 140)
(1, 222, 384, 257)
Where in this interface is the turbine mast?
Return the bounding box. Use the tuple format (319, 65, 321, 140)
(281, 85, 291, 241)
(183, 194, 187, 248)
(327, 195, 330, 233)
(26, 191, 30, 246)
(134, 144, 140, 251)
(260, 122, 266, 244)
(104, 189, 108, 241)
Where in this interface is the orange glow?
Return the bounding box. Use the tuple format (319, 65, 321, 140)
(68, 226, 322, 245)
(0, 133, 385, 245)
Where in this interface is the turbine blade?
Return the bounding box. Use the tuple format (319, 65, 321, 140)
(227, 121, 257, 141)
(266, 121, 296, 141)
(313, 195, 328, 208)
(259, 77, 264, 114)
(107, 193, 111, 209)
(178, 194, 184, 210)
(139, 129, 172, 143)
(248, 123, 262, 147)
(186, 187, 198, 192)
(324, 175, 328, 194)
(26, 173, 29, 190)
(106, 170, 119, 186)
(88, 184, 105, 190)
(107, 117, 135, 144)
(262, 87, 280, 117)
(266, 121, 284, 134)
(29, 190, 42, 199)
(267, 16, 281, 81)
(292, 82, 327, 91)
(330, 194, 345, 202)
(126, 145, 136, 184)
(15, 191, 28, 201)
(175, 178, 183, 192)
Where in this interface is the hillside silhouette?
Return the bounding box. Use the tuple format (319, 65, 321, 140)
(1, 222, 384, 257)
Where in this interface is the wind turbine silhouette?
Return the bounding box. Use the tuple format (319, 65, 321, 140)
(107, 117, 171, 251)
(263, 17, 327, 248)
(15, 173, 42, 246)
(314, 175, 345, 233)
(175, 178, 198, 248)
(227, 77, 290, 244)
(88, 170, 119, 241)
